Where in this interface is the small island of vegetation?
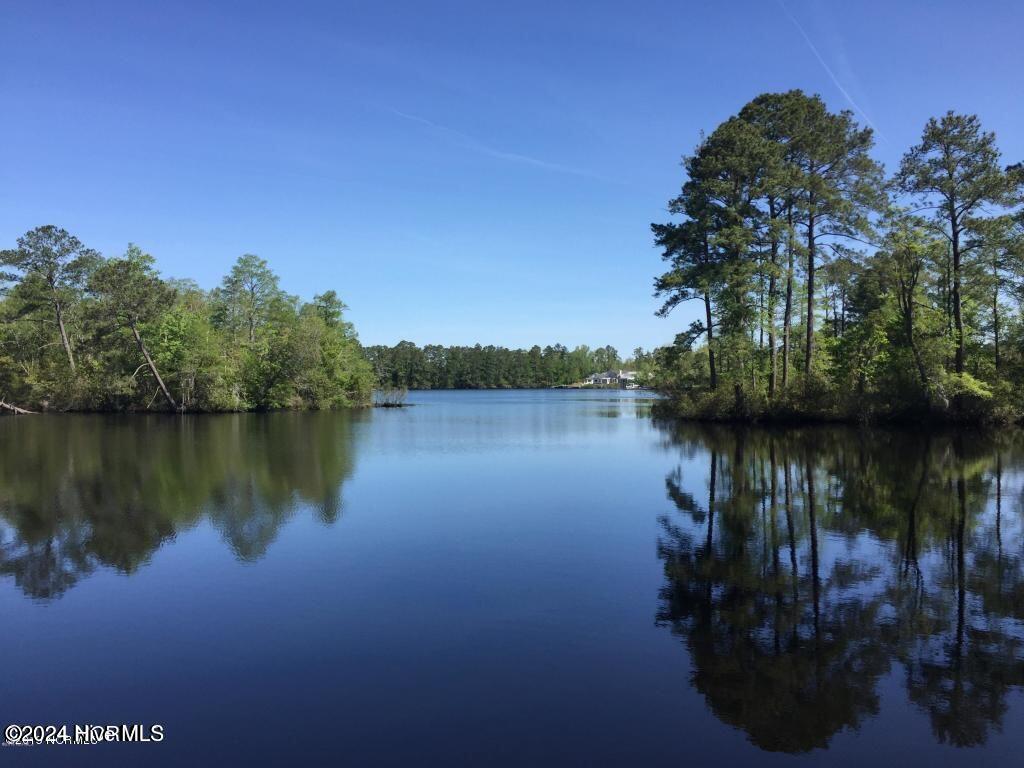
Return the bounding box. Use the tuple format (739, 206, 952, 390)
(650, 91, 1024, 424)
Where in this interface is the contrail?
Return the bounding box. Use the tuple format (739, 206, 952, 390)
(777, 0, 886, 142)
(388, 107, 606, 180)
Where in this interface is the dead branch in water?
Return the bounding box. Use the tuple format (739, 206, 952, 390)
(0, 399, 36, 415)
(373, 387, 409, 408)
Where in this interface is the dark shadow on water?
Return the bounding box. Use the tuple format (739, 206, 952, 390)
(0, 412, 364, 600)
(653, 421, 1024, 753)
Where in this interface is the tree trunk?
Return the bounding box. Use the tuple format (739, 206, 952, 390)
(767, 202, 779, 398)
(53, 297, 76, 373)
(992, 256, 1001, 371)
(944, 252, 953, 337)
(0, 400, 36, 415)
(768, 281, 777, 398)
(758, 275, 765, 349)
(805, 208, 816, 376)
(949, 203, 965, 375)
(994, 308, 1000, 370)
(131, 322, 178, 411)
(904, 300, 930, 406)
(782, 205, 794, 389)
(704, 291, 717, 390)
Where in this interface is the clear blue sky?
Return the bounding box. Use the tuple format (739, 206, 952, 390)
(2, 1, 1021, 353)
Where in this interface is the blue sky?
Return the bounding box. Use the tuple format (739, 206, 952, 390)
(2, 1, 1021, 353)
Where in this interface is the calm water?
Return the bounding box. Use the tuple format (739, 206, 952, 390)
(2, 390, 1022, 766)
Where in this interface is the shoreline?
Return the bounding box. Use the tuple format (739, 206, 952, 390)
(651, 401, 1023, 429)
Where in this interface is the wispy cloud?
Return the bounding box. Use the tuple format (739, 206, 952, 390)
(388, 107, 606, 180)
(777, 0, 886, 142)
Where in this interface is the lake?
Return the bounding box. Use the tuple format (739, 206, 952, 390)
(2, 390, 1022, 766)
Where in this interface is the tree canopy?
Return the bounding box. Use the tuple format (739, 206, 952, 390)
(652, 91, 1024, 423)
(0, 230, 373, 411)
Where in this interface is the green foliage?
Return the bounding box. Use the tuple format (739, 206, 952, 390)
(651, 95, 1024, 424)
(151, 299, 239, 411)
(362, 342, 629, 389)
(0, 229, 372, 411)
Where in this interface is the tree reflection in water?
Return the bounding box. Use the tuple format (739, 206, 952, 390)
(0, 412, 362, 600)
(655, 423, 1024, 752)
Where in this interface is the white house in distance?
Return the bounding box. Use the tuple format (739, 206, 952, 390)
(584, 370, 638, 388)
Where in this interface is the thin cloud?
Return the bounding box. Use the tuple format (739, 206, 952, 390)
(777, 0, 887, 142)
(388, 107, 606, 180)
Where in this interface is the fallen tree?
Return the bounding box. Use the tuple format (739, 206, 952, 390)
(0, 399, 35, 415)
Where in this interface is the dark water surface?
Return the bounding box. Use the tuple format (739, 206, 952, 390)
(2, 390, 1022, 766)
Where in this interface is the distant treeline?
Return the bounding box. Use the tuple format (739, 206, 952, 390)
(363, 341, 653, 389)
(0, 227, 373, 412)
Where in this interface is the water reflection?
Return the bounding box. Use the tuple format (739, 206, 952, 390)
(654, 423, 1024, 752)
(0, 412, 361, 600)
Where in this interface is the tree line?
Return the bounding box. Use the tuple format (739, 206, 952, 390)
(0, 227, 373, 411)
(363, 341, 651, 389)
(652, 90, 1024, 422)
